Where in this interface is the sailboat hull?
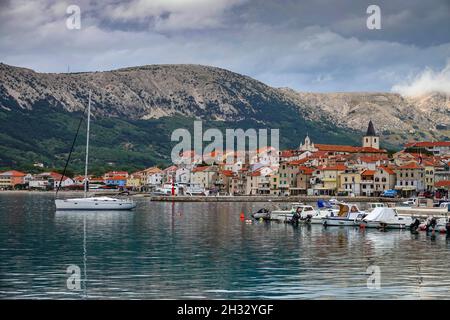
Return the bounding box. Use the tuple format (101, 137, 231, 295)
(55, 197, 136, 210)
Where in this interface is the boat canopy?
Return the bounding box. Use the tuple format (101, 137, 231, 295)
(337, 203, 360, 217)
(364, 207, 398, 222)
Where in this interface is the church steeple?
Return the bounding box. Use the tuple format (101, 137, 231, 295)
(366, 120, 377, 136)
(362, 120, 379, 149)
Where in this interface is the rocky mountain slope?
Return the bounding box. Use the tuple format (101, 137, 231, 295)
(0, 62, 448, 171)
(280, 89, 450, 145)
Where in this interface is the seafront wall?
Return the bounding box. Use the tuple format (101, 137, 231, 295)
(145, 195, 406, 203)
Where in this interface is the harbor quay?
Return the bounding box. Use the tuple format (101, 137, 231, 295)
(145, 195, 406, 203)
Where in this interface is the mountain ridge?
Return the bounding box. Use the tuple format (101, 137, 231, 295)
(0, 62, 448, 172)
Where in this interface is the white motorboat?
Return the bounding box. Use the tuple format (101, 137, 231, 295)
(270, 203, 316, 223)
(367, 202, 387, 212)
(54, 91, 136, 211)
(360, 207, 413, 229)
(309, 209, 335, 224)
(55, 196, 136, 210)
(251, 207, 271, 220)
(322, 203, 366, 227)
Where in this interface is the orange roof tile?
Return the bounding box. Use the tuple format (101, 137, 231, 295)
(405, 141, 450, 148)
(397, 162, 423, 170)
(435, 181, 450, 188)
(323, 164, 347, 171)
(377, 166, 395, 175)
(361, 170, 376, 176)
(0, 170, 26, 177)
(220, 170, 234, 177)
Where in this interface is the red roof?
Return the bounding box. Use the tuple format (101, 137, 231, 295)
(309, 151, 329, 159)
(315, 144, 386, 154)
(315, 144, 359, 153)
(322, 164, 347, 171)
(220, 170, 234, 177)
(107, 176, 127, 181)
(192, 166, 211, 173)
(361, 170, 376, 176)
(435, 181, 450, 188)
(405, 141, 450, 148)
(298, 166, 314, 174)
(397, 162, 423, 170)
(377, 166, 395, 175)
(251, 171, 261, 177)
(288, 158, 308, 165)
(0, 170, 26, 177)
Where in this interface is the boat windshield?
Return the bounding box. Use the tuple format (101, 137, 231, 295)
(337, 204, 349, 217)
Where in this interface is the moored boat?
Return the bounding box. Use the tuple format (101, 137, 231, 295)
(270, 203, 316, 223)
(251, 207, 271, 220)
(54, 91, 136, 211)
(55, 196, 136, 210)
(322, 203, 366, 227)
(360, 207, 413, 229)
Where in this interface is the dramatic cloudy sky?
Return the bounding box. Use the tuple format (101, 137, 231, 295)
(0, 0, 449, 94)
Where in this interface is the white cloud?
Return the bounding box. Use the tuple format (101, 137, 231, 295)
(392, 61, 450, 97)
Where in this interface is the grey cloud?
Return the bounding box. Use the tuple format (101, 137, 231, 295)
(0, 0, 448, 93)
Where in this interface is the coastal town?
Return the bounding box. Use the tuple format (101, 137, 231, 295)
(1, 122, 450, 199)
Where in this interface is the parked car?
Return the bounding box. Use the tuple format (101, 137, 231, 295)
(382, 189, 398, 198)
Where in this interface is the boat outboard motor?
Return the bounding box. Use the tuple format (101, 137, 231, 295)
(446, 219, 450, 234)
(291, 211, 301, 225)
(410, 218, 420, 232)
(426, 217, 437, 232)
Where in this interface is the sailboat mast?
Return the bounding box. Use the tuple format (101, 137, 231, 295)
(84, 90, 92, 198)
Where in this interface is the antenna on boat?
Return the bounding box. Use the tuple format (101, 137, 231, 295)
(84, 90, 92, 198)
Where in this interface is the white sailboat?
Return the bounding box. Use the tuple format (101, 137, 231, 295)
(55, 91, 136, 211)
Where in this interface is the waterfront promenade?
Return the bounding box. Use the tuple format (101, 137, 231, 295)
(145, 195, 405, 203)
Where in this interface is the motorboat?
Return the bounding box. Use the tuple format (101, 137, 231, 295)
(269, 202, 302, 222)
(251, 207, 271, 220)
(55, 196, 136, 210)
(270, 203, 316, 223)
(360, 207, 413, 229)
(367, 202, 387, 212)
(316, 199, 340, 223)
(322, 203, 366, 227)
(54, 91, 136, 211)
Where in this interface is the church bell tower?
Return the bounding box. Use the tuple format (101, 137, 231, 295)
(362, 120, 379, 149)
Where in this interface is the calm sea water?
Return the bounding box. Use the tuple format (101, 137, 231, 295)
(1, 193, 449, 299)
